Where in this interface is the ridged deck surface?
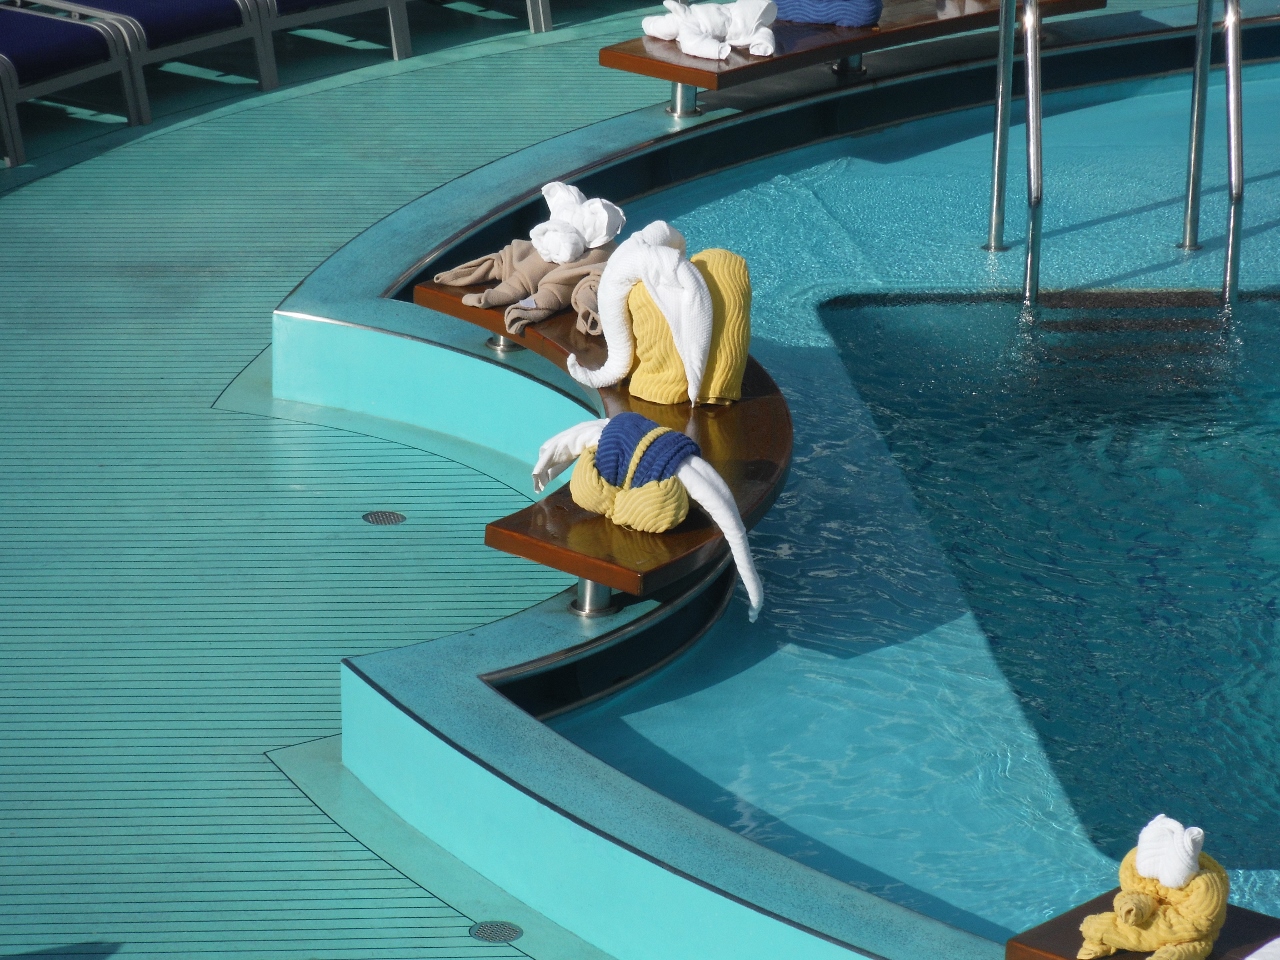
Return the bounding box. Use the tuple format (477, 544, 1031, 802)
(0, 15, 664, 959)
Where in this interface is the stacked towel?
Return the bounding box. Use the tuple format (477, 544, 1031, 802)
(642, 0, 777, 60)
(774, 0, 880, 28)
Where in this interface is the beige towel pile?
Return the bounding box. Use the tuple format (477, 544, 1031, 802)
(433, 239, 613, 335)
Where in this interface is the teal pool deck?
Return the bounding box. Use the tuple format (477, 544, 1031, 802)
(0, 10, 669, 958)
(2, 2, 1278, 959)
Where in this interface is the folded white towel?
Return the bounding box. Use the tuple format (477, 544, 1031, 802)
(566, 220, 713, 405)
(532, 417, 764, 621)
(529, 182, 626, 265)
(1136, 814, 1205, 890)
(642, 0, 776, 61)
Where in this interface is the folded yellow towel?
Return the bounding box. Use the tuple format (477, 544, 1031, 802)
(626, 248, 751, 405)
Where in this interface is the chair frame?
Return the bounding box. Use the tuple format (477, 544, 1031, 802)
(0, 4, 144, 167)
(257, 0, 413, 61)
(19, 0, 280, 124)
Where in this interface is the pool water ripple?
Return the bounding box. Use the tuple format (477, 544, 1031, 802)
(550, 64, 1280, 940)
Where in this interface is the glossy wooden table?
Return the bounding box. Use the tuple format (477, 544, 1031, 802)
(599, 0, 1106, 91)
(1007, 890, 1280, 960)
(414, 280, 793, 596)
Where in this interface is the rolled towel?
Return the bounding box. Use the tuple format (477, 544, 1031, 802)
(774, 0, 880, 27)
(572, 273, 602, 336)
(1113, 891, 1155, 927)
(503, 245, 613, 334)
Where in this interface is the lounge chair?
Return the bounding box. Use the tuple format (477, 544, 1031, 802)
(257, 0, 413, 62)
(0, 3, 145, 167)
(25, 0, 280, 122)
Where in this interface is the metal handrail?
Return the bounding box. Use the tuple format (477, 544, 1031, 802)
(1022, 0, 1044, 306)
(985, 0, 1018, 251)
(999, 0, 1246, 308)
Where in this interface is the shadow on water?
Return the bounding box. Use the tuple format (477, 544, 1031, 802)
(3, 945, 123, 958)
(818, 294, 1280, 869)
(557, 701, 1017, 942)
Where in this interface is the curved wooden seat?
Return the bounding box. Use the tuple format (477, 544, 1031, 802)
(599, 0, 1105, 92)
(414, 278, 793, 596)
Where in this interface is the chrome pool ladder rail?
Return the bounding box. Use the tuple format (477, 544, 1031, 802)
(989, 0, 1246, 308)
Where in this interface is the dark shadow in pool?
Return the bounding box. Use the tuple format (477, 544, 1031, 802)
(559, 713, 1018, 943)
(818, 294, 1280, 871)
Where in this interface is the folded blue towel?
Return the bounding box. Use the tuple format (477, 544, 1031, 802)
(775, 0, 881, 27)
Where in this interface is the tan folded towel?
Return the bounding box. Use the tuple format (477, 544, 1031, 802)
(504, 244, 613, 334)
(572, 272, 602, 336)
(434, 239, 558, 310)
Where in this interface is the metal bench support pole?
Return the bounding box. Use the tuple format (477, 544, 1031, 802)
(985, 0, 1017, 251)
(1223, 0, 1244, 305)
(1022, 0, 1044, 306)
(486, 334, 525, 353)
(571, 578, 615, 617)
(668, 82, 702, 117)
(1179, 0, 1214, 249)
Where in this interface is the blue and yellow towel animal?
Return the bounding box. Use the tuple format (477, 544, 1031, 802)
(533, 413, 764, 621)
(570, 413, 700, 534)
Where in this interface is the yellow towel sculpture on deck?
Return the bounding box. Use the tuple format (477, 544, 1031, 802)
(564, 221, 752, 407)
(628, 248, 751, 405)
(1079, 815, 1228, 960)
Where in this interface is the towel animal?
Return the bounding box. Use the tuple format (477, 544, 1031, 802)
(533, 412, 764, 621)
(1078, 816, 1228, 960)
(565, 221, 751, 405)
(642, 0, 777, 60)
(433, 182, 625, 333)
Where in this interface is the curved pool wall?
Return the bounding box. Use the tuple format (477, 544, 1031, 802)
(271, 10, 1280, 960)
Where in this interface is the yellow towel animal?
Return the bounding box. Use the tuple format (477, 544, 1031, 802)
(1078, 848, 1229, 960)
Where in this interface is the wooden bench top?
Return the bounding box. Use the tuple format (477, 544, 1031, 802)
(1007, 889, 1280, 960)
(599, 0, 1106, 90)
(414, 279, 793, 597)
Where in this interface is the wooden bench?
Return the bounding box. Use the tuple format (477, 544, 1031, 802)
(1007, 890, 1280, 960)
(414, 279, 793, 598)
(599, 0, 1106, 115)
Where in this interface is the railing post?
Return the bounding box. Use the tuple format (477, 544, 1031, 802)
(985, 0, 1017, 251)
(1022, 0, 1044, 307)
(571, 578, 615, 617)
(1222, 0, 1244, 305)
(1179, 0, 1214, 250)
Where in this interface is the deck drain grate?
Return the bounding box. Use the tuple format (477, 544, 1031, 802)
(362, 511, 406, 525)
(469, 921, 523, 943)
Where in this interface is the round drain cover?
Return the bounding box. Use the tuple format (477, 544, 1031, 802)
(362, 511, 406, 525)
(469, 921, 523, 943)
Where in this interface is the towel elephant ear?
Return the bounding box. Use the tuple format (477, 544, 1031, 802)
(1136, 814, 1204, 889)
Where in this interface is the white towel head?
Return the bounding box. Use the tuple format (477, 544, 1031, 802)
(529, 182, 626, 264)
(1136, 814, 1205, 890)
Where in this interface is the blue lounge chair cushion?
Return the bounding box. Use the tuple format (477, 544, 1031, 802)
(273, 0, 356, 14)
(74, 0, 246, 48)
(0, 7, 112, 86)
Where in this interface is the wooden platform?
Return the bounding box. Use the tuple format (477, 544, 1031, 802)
(414, 280, 793, 596)
(1007, 890, 1280, 960)
(599, 0, 1107, 91)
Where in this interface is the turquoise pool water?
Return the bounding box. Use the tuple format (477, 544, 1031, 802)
(550, 65, 1280, 939)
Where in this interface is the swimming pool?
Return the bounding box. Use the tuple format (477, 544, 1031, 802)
(549, 63, 1280, 940)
